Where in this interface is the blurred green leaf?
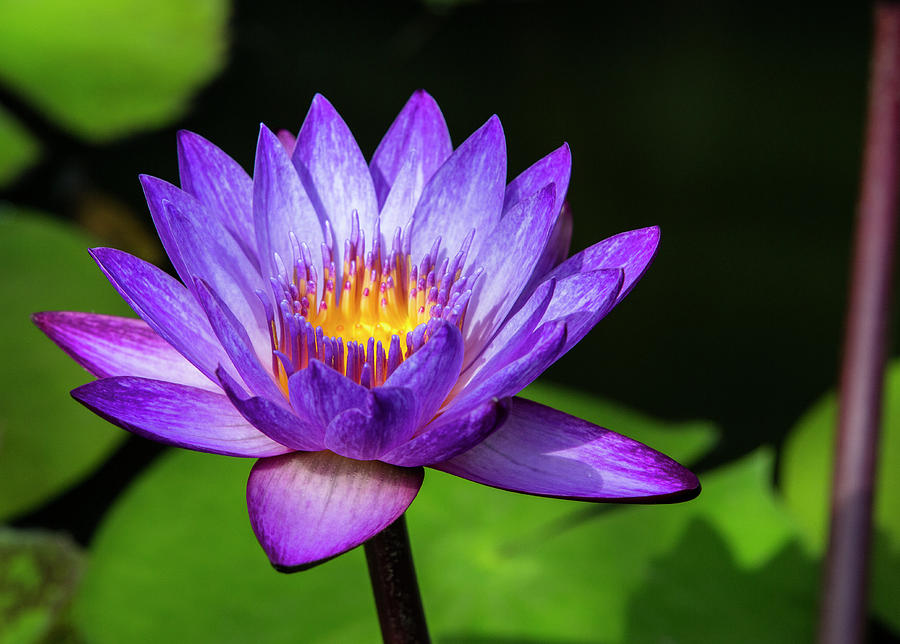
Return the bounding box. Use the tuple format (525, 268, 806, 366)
(0, 106, 39, 188)
(781, 359, 900, 631)
(73, 451, 377, 643)
(0, 0, 228, 141)
(521, 380, 719, 465)
(0, 209, 129, 520)
(0, 529, 84, 644)
(74, 383, 815, 643)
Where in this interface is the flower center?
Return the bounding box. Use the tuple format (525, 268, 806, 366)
(260, 212, 478, 390)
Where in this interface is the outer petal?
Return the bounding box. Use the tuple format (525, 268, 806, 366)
(410, 115, 506, 263)
(370, 89, 452, 208)
(247, 451, 423, 570)
(540, 268, 624, 356)
(463, 184, 557, 359)
(140, 177, 268, 354)
(445, 320, 567, 418)
(457, 278, 555, 384)
(547, 226, 660, 305)
(380, 397, 510, 467)
(518, 200, 573, 301)
(33, 312, 217, 391)
(502, 142, 570, 219)
(292, 94, 378, 262)
(89, 247, 237, 385)
(253, 124, 324, 278)
(217, 368, 323, 452)
(383, 321, 464, 426)
(193, 279, 285, 405)
(436, 398, 700, 502)
(72, 377, 290, 457)
(176, 130, 258, 267)
(466, 268, 622, 388)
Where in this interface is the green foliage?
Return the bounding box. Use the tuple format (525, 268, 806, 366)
(73, 389, 821, 643)
(0, 107, 39, 187)
(0, 529, 84, 644)
(0, 0, 228, 142)
(0, 210, 129, 520)
(781, 359, 900, 631)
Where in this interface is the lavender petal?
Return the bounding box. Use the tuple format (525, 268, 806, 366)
(72, 377, 291, 457)
(247, 451, 423, 570)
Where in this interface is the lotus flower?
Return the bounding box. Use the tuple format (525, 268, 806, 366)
(34, 91, 699, 570)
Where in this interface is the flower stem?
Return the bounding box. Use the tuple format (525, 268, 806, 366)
(818, 4, 900, 643)
(364, 514, 430, 644)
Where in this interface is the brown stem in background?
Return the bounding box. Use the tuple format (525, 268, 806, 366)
(364, 515, 430, 644)
(818, 3, 900, 643)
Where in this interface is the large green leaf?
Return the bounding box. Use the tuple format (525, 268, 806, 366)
(0, 210, 129, 520)
(0, 107, 39, 188)
(0, 0, 228, 141)
(781, 360, 900, 631)
(0, 529, 84, 644)
(74, 386, 817, 643)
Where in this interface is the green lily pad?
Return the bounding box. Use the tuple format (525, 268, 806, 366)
(0, 107, 39, 188)
(74, 387, 815, 643)
(0, 528, 84, 644)
(0, 209, 130, 520)
(0, 0, 228, 141)
(781, 359, 900, 631)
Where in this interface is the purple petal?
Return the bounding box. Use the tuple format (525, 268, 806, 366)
(193, 279, 285, 405)
(436, 397, 700, 502)
(518, 200, 573, 299)
(217, 367, 323, 451)
(324, 387, 419, 460)
(370, 89, 452, 208)
(445, 320, 567, 417)
(72, 377, 290, 457)
(376, 150, 419, 242)
(463, 183, 557, 359)
(140, 177, 268, 354)
(276, 129, 296, 154)
(381, 397, 510, 467)
(292, 95, 378, 260)
(33, 311, 217, 391)
(547, 226, 661, 305)
(410, 115, 506, 263)
(253, 124, 324, 278)
(176, 130, 258, 267)
(503, 143, 570, 219)
(247, 451, 423, 570)
(467, 269, 622, 388)
(287, 360, 369, 429)
(384, 321, 464, 426)
(458, 278, 556, 383)
(89, 247, 237, 385)
(540, 268, 623, 356)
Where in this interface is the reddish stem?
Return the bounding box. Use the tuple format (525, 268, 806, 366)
(818, 4, 900, 643)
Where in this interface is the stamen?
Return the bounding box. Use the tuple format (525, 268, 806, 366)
(259, 216, 478, 391)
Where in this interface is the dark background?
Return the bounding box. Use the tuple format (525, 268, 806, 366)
(4, 0, 884, 535)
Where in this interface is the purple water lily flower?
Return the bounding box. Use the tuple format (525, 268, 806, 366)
(34, 91, 699, 571)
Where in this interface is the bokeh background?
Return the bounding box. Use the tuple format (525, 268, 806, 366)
(1, 1, 898, 642)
